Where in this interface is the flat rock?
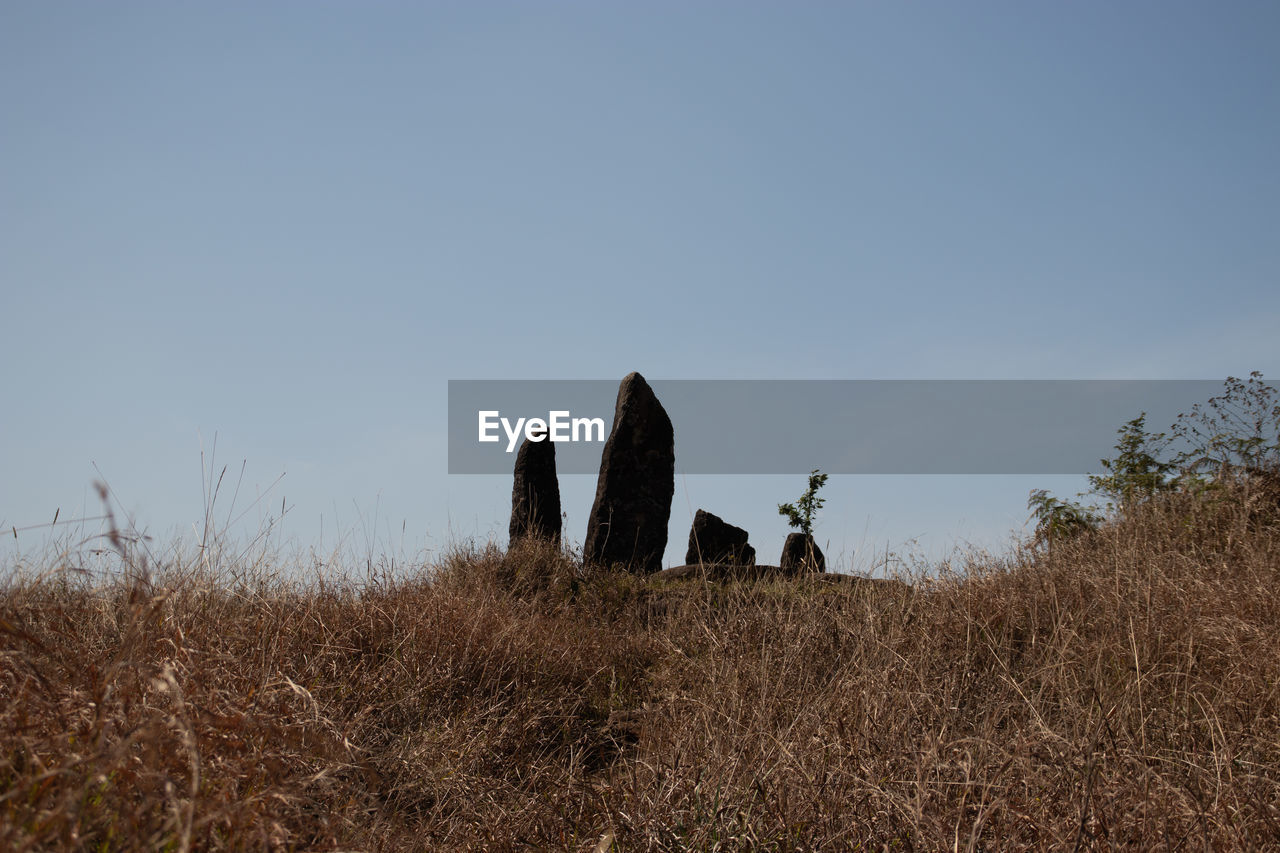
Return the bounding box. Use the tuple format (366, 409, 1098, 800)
(651, 563, 778, 583)
(649, 564, 907, 589)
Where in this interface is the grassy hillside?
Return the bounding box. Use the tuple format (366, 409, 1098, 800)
(3, 477, 1279, 850)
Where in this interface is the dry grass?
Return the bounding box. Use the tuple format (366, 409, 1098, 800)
(2, 479, 1279, 850)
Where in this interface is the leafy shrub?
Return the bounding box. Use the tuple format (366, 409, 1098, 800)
(1029, 373, 1279, 545)
(777, 468, 828, 536)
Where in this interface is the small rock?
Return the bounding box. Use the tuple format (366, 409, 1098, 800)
(685, 509, 755, 566)
(779, 532, 826, 574)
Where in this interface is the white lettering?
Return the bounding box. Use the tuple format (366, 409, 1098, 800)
(549, 411, 571, 442)
(573, 416, 606, 442)
(482, 410, 607, 451)
(502, 416, 526, 453)
(478, 411, 500, 443)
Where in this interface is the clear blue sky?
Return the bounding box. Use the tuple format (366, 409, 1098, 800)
(4, 2, 1278, 572)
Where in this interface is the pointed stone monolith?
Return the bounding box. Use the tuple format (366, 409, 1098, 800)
(509, 433, 561, 544)
(583, 372, 674, 573)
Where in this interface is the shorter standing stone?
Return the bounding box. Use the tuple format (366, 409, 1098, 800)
(509, 434, 561, 544)
(779, 532, 825, 574)
(685, 509, 756, 566)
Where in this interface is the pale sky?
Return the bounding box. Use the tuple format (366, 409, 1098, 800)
(4, 2, 1278, 573)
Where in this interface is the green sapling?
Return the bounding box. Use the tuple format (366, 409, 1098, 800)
(778, 468, 828, 536)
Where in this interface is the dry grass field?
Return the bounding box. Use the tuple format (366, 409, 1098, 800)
(3, 475, 1279, 850)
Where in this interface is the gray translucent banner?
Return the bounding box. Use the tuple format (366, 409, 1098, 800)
(448, 380, 1222, 475)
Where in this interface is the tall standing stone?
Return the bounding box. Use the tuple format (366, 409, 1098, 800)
(509, 433, 561, 544)
(584, 372, 674, 573)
